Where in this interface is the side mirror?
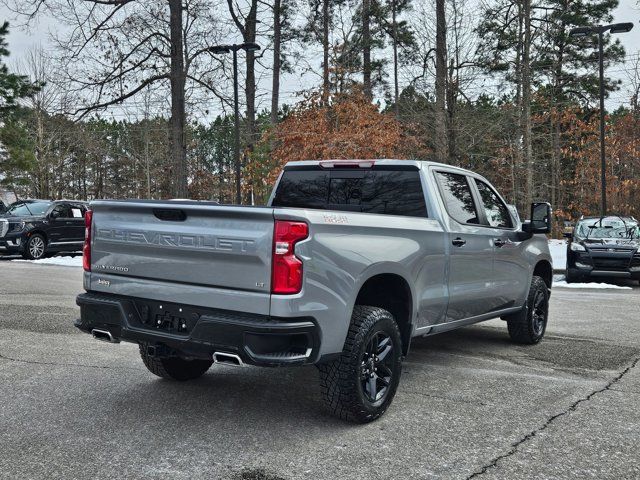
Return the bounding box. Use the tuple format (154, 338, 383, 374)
(529, 202, 552, 234)
(563, 232, 573, 239)
(50, 210, 60, 220)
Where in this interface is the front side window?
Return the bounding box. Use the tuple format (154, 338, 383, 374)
(7, 201, 52, 216)
(435, 172, 479, 225)
(475, 180, 512, 228)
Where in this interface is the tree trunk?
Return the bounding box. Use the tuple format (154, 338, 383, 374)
(362, 0, 372, 98)
(551, 112, 559, 210)
(322, 0, 330, 100)
(271, 0, 282, 125)
(522, 0, 533, 207)
(392, 0, 399, 118)
(434, 0, 448, 163)
(168, 0, 187, 198)
(244, 0, 258, 204)
(447, 58, 457, 165)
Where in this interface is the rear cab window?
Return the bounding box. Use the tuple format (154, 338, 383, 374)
(272, 166, 428, 218)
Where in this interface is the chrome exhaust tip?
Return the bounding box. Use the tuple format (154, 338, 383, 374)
(91, 329, 119, 344)
(213, 351, 245, 367)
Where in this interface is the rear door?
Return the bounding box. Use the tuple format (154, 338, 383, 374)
(434, 170, 496, 321)
(48, 203, 76, 244)
(90, 201, 275, 294)
(68, 204, 87, 242)
(472, 178, 529, 309)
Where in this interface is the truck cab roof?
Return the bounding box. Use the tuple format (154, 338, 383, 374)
(283, 159, 471, 174)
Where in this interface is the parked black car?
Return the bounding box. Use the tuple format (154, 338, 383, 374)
(565, 215, 640, 284)
(0, 199, 88, 260)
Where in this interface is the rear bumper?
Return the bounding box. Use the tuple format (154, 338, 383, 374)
(75, 292, 322, 367)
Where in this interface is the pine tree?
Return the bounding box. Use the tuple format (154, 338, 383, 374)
(0, 22, 40, 115)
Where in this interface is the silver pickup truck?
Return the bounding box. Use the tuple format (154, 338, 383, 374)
(76, 160, 552, 422)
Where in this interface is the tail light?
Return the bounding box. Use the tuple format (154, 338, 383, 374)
(83, 209, 93, 272)
(271, 220, 308, 294)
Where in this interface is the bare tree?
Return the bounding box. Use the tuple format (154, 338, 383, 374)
(362, 0, 372, 97)
(271, 0, 282, 125)
(434, 0, 448, 163)
(628, 56, 640, 112)
(3, 0, 227, 198)
(227, 0, 260, 154)
(522, 0, 533, 208)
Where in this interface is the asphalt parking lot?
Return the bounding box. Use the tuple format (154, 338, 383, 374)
(1, 260, 639, 480)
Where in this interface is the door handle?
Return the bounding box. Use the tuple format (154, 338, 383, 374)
(494, 238, 507, 247)
(452, 237, 466, 247)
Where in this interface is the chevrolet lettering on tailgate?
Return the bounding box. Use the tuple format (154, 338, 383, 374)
(96, 228, 257, 253)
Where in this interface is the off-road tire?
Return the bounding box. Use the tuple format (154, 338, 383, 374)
(317, 306, 403, 423)
(139, 344, 213, 381)
(23, 234, 47, 260)
(505, 276, 549, 344)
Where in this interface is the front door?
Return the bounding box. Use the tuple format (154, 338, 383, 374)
(434, 170, 495, 321)
(472, 179, 530, 309)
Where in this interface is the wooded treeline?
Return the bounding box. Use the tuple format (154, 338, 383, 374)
(1, 0, 639, 228)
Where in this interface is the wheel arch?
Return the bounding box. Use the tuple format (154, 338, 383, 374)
(354, 272, 414, 356)
(533, 259, 553, 292)
(27, 229, 49, 243)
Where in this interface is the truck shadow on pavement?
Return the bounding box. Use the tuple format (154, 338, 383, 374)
(89, 324, 634, 430)
(98, 328, 515, 430)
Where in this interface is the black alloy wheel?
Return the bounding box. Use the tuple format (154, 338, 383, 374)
(531, 288, 548, 337)
(360, 331, 395, 405)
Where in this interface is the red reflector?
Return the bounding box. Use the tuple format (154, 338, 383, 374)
(83, 209, 93, 272)
(271, 220, 309, 294)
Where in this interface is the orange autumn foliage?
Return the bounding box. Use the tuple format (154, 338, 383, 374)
(246, 90, 427, 204)
(561, 111, 640, 219)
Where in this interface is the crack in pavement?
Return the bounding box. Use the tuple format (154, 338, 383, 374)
(465, 355, 640, 479)
(0, 352, 140, 371)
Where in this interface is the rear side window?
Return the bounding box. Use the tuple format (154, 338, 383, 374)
(273, 168, 428, 217)
(52, 204, 72, 218)
(474, 180, 512, 228)
(435, 172, 479, 225)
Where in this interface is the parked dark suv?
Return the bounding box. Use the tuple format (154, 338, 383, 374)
(0, 200, 89, 259)
(565, 215, 640, 284)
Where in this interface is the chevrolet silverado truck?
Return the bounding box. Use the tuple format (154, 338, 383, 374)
(75, 160, 553, 423)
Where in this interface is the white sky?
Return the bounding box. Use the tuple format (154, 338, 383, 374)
(1, 0, 639, 119)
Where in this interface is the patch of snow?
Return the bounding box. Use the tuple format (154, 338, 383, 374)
(13, 255, 83, 267)
(548, 239, 566, 270)
(552, 274, 632, 290)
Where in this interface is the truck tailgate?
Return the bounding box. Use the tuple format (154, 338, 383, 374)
(90, 201, 274, 293)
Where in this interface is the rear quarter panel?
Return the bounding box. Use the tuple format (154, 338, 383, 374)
(270, 208, 448, 356)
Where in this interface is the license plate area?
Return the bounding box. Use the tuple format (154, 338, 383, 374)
(134, 299, 199, 334)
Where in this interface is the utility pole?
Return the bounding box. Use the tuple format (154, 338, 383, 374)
(569, 22, 634, 216)
(208, 43, 261, 205)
